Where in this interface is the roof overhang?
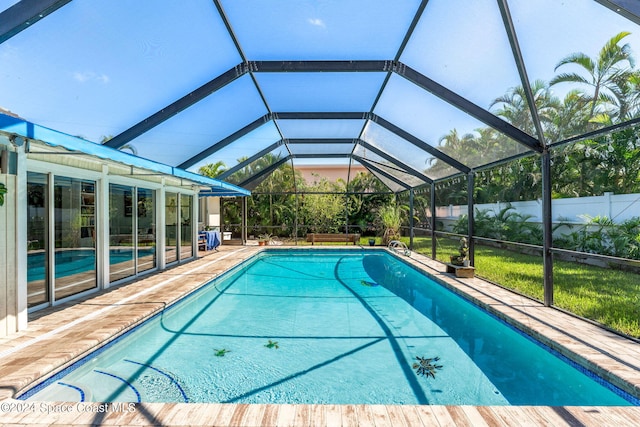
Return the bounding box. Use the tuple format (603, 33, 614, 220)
(0, 113, 250, 197)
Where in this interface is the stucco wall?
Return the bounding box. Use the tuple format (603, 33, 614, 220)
(0, 174, 17, 337)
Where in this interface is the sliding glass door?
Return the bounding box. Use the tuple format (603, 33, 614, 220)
(109, 184, 135, 282)
(109, 184, 156, 283)
(165, 192, 194, 264)
(137, 188, 156, 273)
(53, 176, 97, 300)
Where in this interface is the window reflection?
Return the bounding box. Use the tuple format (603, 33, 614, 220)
(180, 194, 193, 260)
(165, 192, 178, 264)
(137, 188, 156, 273)
(54, 177, 97, 299)
(109, 184, 135, 282)
(27, 172, 48, 307)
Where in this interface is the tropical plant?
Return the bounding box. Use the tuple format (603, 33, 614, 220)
(198, 160, 227, 178)
(550, 31, 636, 121)
(0, 182, 6, 206)
(377, 201, 405, 245)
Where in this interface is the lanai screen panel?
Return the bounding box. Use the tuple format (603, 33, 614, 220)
(127, 75, 268, 166)
(288, 143, 355, 156)
(360, 121, 458, 181)
(220, 0, 422, 60)
(352, 144, 428, 188)
(277, 119, 365, 139)
(375, 74, 529, 171)
(224, 146, 290, 187)
(509, 0, 640, 143)
(367, 169, 408, 193)
(401, 0, 532, 136)
(0, 0, 240, 143)
(0, 1, 19, 10)
(189, 121, 282, 173)
(254, 72, 387, 112)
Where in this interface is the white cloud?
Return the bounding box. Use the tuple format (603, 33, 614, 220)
(73, 71, 110, 84)
(308, 18, 325, 28)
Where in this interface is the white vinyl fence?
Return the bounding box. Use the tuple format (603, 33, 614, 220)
(436, 192, 640, 231)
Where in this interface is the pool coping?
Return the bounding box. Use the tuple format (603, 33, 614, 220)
(1, 245, 639, 426)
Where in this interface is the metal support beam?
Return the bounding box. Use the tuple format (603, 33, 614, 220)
(178, 113, 272, 169)
(238, 156, 290, 188)
(217, 141, 282, 180)
(354, 156, 411, 190)
(541, 149, 554, 306)
(357, 140, 433, 184)
(287, 138, 356, 145)
(394, 63, 543, 153)
(597, 0, 640, 25)
(431, 182, 436, 259)
(251, 60, 391, 73)
(104, 65, 249, 149)
(467, 171, 475, 266)
(370, 114, 471, 173)
(497, 0, 547, 145)
(274, 112, 369, 120)
(0, 0, 70, 44)
(242, 197, 248, 244)
(409, 188, 415, 250)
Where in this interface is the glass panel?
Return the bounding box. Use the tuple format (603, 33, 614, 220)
(225, 148, 289, 186)
(509, 0, 640, 142)
(353, 144, 428, 188)
(165, 192, 178, 264)
(109, 184, 134, 283)
(54, 176, 96, 300)
(27, 172, 48, 308)
(180, 195, 193, 260)
(221, 0, 421, 60)
(189, 121, 282, 174)
(0, 1, 20, 11)
(277, 119, 365, 138)
(288, 143, 355, 155)
(137, 188, 156, 273)
(367, 169, 406, 193)
(292, 159, 358, 184)
(401, 0, 528, 132)
(0, 0, 240, 142)
(130, 75, 268, 166)
(375, 75, 529, 171)
(360, 121, 458, 180)
(254, 72, 387, 111)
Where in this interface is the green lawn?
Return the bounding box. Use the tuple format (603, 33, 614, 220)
(397, 236, 640, 339)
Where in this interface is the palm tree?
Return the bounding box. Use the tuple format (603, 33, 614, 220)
(491, 79, 558, 137)
(198, 160, 227, 178)
(550, 31, 635, 120)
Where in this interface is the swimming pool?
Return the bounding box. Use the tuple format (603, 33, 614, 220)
(21, 250, 638, 405)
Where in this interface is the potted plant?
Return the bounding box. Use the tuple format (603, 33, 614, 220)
(368, 238, 376, 246)
(258, 233, 272, 246)
(450, 237, 470, 266)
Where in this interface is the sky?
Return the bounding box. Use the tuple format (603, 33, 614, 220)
(2, 0, 640, 174)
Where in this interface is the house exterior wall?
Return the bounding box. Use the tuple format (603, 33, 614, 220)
(0, 173, 19, 337)
(0, 139, 201, 337)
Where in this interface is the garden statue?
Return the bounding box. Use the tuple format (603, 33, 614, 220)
(450, 237, 469, 266)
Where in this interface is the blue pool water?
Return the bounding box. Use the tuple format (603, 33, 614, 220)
(22, 250, 638, 405)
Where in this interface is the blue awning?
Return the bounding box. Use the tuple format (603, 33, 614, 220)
(0, 113, 250, 197)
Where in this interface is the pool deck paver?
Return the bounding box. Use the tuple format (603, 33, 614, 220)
(0, 245, 639, 426)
